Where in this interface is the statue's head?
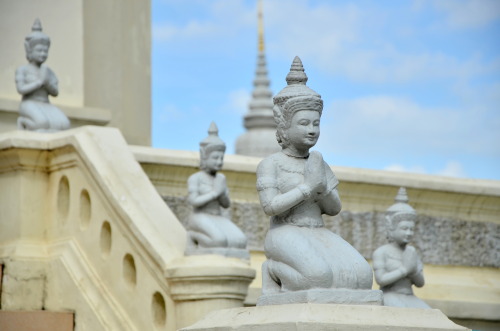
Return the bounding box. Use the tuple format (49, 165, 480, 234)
(385, 187, 417, 245)
(24, 19, 51, 63)
(199, 122, 226, 173)
(273, 57, 323, 148)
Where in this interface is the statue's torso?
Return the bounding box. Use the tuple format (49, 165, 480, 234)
(17, 64, 56, 102)
(192, 171, 222, 216)
(269, 152, 332, 228)
(379, 244, 415, 295)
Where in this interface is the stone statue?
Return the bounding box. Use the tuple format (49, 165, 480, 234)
(372, 187, 431, 308)
(185, 122, 249, 259)
(256, 57, 381, 305)
(15, 19, 70, 132)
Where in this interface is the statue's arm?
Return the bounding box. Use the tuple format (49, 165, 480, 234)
(373, 249, 408, 287)
(317, 163, 342, 216)
(256, 158, 308, 216)
(15, 67, 42, 95)
(42, 67, 59, 96)
(187, 174, 217, 208)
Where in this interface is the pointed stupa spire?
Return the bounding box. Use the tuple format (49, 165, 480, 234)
(235, 0, 280, 157)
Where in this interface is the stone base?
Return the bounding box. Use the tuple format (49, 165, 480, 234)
(257, 288, 383, 306)
(185, 246, 250, 259)
(165, 255, 256, 329)
(181, 303, 470, 331)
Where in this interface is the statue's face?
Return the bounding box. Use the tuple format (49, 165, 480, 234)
(204, 150, 224, 173)
(287, 110, 320, 150)
(391, 220, 414, 245)
(29, 44, 49, 64)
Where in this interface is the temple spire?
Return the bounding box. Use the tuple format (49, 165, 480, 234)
(235, 0, 280, 157)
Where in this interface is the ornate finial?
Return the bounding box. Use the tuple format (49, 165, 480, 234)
(286, 56, 308, 86)
(273, 57, 319, 108)
(32, 18, 43, 32)
(208, 121, 218, 137)
(394, 187, 409, 204)
(258, 0, 265, 53)
(386, 187, 415, 217)
(25, 18, 50, 51)
(200, 122, 226, 159)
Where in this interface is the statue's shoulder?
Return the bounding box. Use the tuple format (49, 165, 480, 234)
(257, 152, 280, 175)
(373, 244, 391, 259)
(188, 171, 203, 183)
(404, 245, 417, 253)
(15, 65, 30, 75)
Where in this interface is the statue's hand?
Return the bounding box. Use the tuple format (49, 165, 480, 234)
(304, 151, 327, 196)
(402, 246, 419, 275)
(39, 66, 50, 84)
(213, 174, 227, 197)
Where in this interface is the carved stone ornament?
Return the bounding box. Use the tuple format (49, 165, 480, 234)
(15, 18, 70, 132)
(372, 187, 431, 308)
(185, 122, 249, 259)
(256, 57, 382, 306)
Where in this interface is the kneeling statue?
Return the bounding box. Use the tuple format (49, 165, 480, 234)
(256, 57, 381, 305)
(15, 19, 70, 132)
(372, 187, 430, 308)
(185, 122, 249, 259)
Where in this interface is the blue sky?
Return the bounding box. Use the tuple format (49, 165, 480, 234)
(151, 0, 500, 180)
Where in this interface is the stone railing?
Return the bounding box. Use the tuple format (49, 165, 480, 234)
(0, 126, 186, 330)
(132, 145, 500, 324)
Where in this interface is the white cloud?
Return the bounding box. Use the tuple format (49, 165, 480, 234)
(384, 161, 467, 178)
(428, 0, 500, 29)
(436, 161, 467, 178)
(317, 94, 499, 158)
(263, 0, 499, 84)
(152, 0, 254, 43)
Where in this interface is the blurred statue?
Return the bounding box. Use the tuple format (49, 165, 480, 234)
(372, 187, 430, 308)
(256, 57, 380, 305)
(15, 19, 70, 132)
(185, 122, 249, 259)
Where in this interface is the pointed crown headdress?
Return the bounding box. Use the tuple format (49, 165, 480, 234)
(272, 57, 323, 147)
(386, 187, 417, 229)
(199, 122, 226, 161)
(25, 19, 50, 55)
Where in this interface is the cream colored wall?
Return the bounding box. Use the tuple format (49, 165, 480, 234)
(0, 127, 185, 330)
(0, 0, 151, 145)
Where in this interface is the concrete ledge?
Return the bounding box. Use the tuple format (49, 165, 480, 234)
(181, 303, 469, 330)
(131, 146, 500, 223)
(0, 97, 112, 128)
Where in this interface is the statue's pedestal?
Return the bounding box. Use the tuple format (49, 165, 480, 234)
(185, 246, 250, 259)
(180, 303, 470, 331)
(165, 255, 255, 330)
(257, 288, 382, 306)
